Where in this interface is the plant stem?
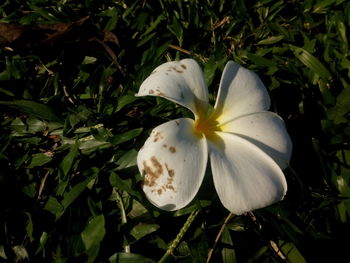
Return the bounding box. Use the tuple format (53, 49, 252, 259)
(158, 209, 200, 263)
(206, 212, 234, 263)
(114, 188, 130, 253)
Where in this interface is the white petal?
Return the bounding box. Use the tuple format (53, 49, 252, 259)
(137, 118, 208, 211)
(213, 61, 270, 124)
(209, 132, 287, 215)
(137, 59, 209, 117)
(220, 112, 292, 169)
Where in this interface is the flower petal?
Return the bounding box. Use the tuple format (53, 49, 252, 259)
(213, 61, 270, 124)
(209, 132, 287, 215)
(220, 112, 292, 169)
(137, 118, 208, 211)
(137, 59, 209, 117)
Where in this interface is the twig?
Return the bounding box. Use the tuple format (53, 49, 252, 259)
(168, 44, 208, 62)
(211, 16, 231, 31)
(63, 85, 75, 104)
(206, 212, 234, 263)
(37, 170, 50, 200)
(270, 240, 286, 260)
(91, 37, 125, 76)
(158, 209, 200, 263)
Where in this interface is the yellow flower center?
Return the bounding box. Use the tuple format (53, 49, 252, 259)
(192, 100, 222, 143)
(193, 113, 222, 142)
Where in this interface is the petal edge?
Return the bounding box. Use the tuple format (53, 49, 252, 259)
(209, 132, 287, 215)
(214, 61, 271, 124)
(137, 59, 209, 117)
(220, 111, 292, 169)
(137, 118, 208, 211)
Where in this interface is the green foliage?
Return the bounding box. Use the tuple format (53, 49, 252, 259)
(0, 0, 349, 262)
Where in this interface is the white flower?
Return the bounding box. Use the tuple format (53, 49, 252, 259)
(136, 59, 292, 215)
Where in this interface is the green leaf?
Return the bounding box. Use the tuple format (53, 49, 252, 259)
(109, 172, 143, 201)
(278, 240, 307, 263)
(221, 228, 237, 263)
(0, 244, 7, 260)
(81, 215, 105, 263)
(130, 223, 159, 241)
(22, 182, 37, 198)
(61, 173, 98, 210)
(82, 56, 97, 65)
(28, 153, 52, 168)
(115, 95, 139, 113)
(246, 53, 276, 67)
(35, 232, 48, 255)
(140, 15, 165, 39)
(289, 45, 331, 79)
(109, 252, 156, 263)
(256, 35, 284, 45)
(167, 16, 183, 44)
(25, 212, 34, 242)
(116, 149, 138, 170)
(226, 217, 247, 232)
(43, 196, 64, 218)
(0, 100, 63, 123)
(313, 0, 346, 12)
(326, 88, 350, 124)
(204, 59, 219, 87)
(0, 87, 15, 96)
(333, 173, 350, 221)
(79, 140, 111, 153)
(104, 9, 118, 31)
(173, 200, 212, 216)
(58, 143, 79, 180)
(7, 118, 27, 134)
(26, 118, 48, 133)
(81, 215, 106, 250)
(110, 128, 143, 145)
(6, 117, 48, 136)
(12, 246, 29, 260)
(128, 199, 149, 219)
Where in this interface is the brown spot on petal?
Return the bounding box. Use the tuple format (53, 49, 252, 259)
(168, 66, 183, 73)
(153, 131, 164, 142)
(155, 88, 166, 96)
(143, 156, 163, 187)
(149, 89, 154, 94)
(169, 146, 176, 153)
(163, 144, 167, 148)
(151, 156, 163, 172)
(180, 64, 187, 69)
(166, 185, 175, 191)
(165, 163, 175, 178)
(168, 169, 175, 177)
(152, 163, 176, 193)
(175, 121, 180, 126)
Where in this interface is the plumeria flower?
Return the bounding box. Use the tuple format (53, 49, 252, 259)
(136, 58, 292, 215)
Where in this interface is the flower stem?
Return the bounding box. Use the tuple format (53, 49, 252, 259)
(158, 209, 200, 263)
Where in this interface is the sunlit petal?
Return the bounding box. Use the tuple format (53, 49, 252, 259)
(137, 59, 209, 117)
(137, 118, 208, 211)
(220, 112, 292, 169)
(209, 132, 287, 215)
(213, 61, 270, 124)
